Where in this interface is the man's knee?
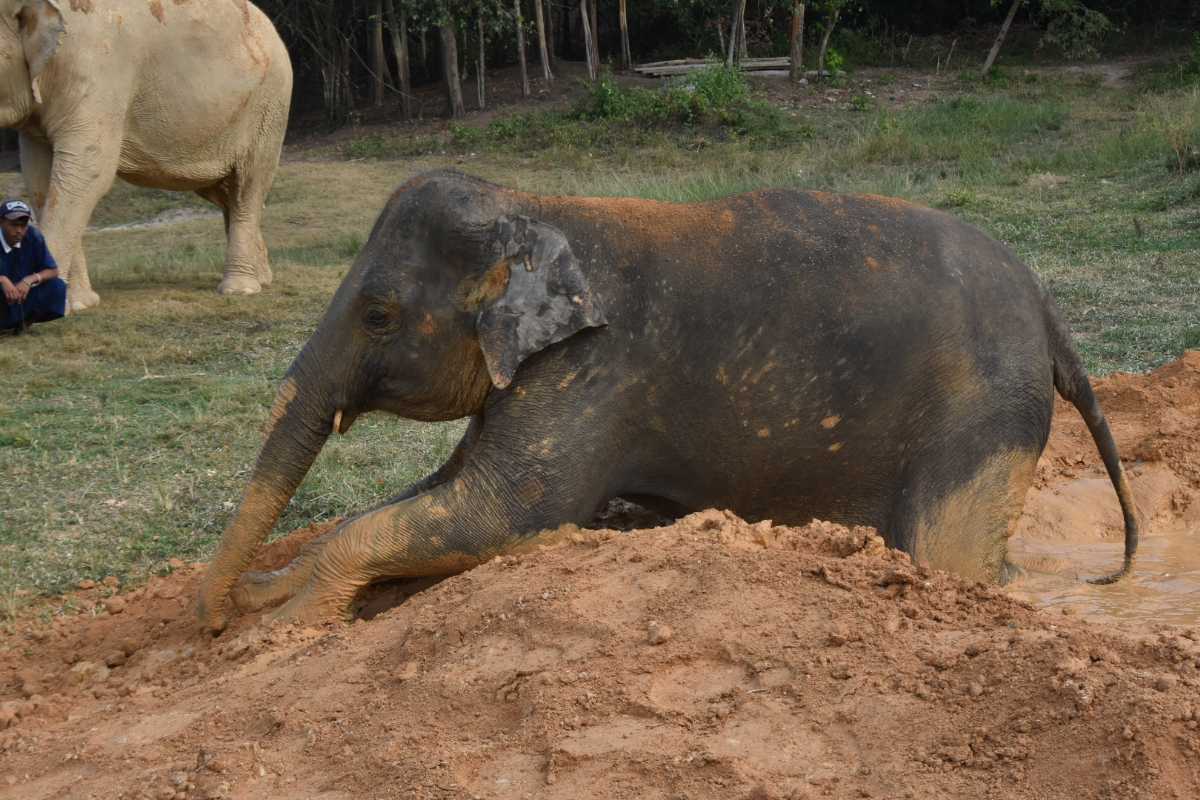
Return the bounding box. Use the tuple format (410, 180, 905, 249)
(31, 278, 67, 321)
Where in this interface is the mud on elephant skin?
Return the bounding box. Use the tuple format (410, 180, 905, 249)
(196, 170, 1139, 633)
(0, 0, 292, 310)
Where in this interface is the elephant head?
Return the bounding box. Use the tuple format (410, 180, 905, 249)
(197, 170, 607, 632)
(0, 0, 64, 127)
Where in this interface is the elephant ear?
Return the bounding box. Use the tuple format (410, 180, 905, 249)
(17, 0, 65, 104)
(475, 215, 607, 390)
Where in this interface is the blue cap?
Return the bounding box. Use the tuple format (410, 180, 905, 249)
(1, 200, 31, 220)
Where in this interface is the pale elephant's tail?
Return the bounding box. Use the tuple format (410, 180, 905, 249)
(1045, 298, 1139, 584)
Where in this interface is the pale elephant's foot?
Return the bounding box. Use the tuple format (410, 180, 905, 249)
(68, 286, 101, 312)
(256, 263, 274, 287)
(231, 565, 315, 612)
(217, 275, 263, 296)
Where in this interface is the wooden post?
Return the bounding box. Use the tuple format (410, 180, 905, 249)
(515, 0, 530, 96)
(383, 0, 412, 119)
(619, 0, 631, 70)
(982, 0, 1021, 77)
(789, 1, 805, 82)
(534, 0, 554, 82)
(441, 24, 465, 118)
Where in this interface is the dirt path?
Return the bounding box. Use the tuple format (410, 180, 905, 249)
(2, 353, 1199, 800)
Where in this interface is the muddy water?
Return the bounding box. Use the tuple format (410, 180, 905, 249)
(1008, 520, 1200, 629)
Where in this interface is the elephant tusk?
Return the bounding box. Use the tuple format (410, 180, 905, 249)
(333, 410, 344, 435)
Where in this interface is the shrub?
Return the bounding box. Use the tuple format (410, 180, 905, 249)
(1141, 88, 1200, 174)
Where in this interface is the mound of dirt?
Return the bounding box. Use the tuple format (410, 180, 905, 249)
(2, 354, 1200, 800)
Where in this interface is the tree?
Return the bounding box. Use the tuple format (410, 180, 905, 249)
(581, 0, 599, 80)
(982, 0, 1022, 76)
(440, 23, 466, 117)
(619, 0, 632, 69)
(984, 0, 1114, 76)
(383, 0, 414, 119)
(370, 0, 392, 107)
(789, 1, 806, 82)
(515, 0, 531, 96)
(816, 1, 842, 78)
(726, 0, 746, 67)
(534, 0, 554, 83)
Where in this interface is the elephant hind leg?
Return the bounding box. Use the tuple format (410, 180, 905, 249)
(212, 150, 278, 296)
(892, 448, 1040, 583)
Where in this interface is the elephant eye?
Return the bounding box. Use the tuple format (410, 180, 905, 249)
(364, 305, 397, 333)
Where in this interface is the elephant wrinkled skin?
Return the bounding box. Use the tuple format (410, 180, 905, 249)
(0, 0, 292, 310)
(197, 170, 1139, 633)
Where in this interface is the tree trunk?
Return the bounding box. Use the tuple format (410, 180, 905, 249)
(726, 0, 746, 67)
(580, 0, 597, 80)
(619, 0, 631, 70)
(546, 0, 558, 67)
(816, 7, 839, 78)
(515, 0, 530, 96)
(384, 0, 412, 120)
(441, 24, 465, 118)
(589, 0, 598, 67)
(477, 15, 486, 109)
(370, 0, 390, 107)
(534, 0, 553, 82)
(738, 5, 748, 60)
(982, 0, 1021, 77)
(789, 1, 805, 82)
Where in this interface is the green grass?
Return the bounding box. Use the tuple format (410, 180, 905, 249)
(2, 63, 1199, 615)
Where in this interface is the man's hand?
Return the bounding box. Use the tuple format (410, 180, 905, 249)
(0, 276, 18, 304)
(12, 279, 30, 303)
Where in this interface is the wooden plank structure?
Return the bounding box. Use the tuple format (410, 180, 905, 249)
(633, 56, 791, 77)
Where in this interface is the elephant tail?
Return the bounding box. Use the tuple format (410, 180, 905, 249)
(1046, 300, 1139, 584)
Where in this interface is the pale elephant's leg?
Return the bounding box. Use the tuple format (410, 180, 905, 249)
(217, 162, 274, 296)
(18, 132, 52, 220)
(40, 135, 122, 311)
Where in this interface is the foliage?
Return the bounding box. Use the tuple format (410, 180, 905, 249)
(1141, 88, 1200, 174)
(1034, 0, 1115, 60)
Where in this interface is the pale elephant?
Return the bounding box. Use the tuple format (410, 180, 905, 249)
(0, 0, 292, 310)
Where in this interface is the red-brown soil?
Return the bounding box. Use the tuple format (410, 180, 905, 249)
(3, 353, 1199, 800)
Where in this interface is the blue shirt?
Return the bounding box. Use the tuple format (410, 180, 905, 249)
(0, 226, 57, 285)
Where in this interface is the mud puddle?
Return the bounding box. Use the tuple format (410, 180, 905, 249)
(1009, 520, 1200, 628)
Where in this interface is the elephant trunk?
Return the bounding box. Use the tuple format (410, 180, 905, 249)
(197, 354, 340, 634)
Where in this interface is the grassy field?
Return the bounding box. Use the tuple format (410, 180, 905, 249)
(1, 58, 1198, 615)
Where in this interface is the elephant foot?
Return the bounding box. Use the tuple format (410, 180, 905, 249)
(231, 566, 314, 612)
(217, 275, 263, 296)
(196, 588, 232, 636)
(256, 263, 274, 288)
(268, 583, 361, 627)
(68, 286, 101, 312)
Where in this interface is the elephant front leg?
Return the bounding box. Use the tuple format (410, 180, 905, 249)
(38, 134, 122, 311)
(269, 466, 597, 625)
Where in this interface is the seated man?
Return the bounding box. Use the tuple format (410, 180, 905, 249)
(0, 200, 66, 335)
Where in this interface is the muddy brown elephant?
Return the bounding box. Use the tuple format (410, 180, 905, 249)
(0, 0, 292, 310)
(196, 170, 1139, 633)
